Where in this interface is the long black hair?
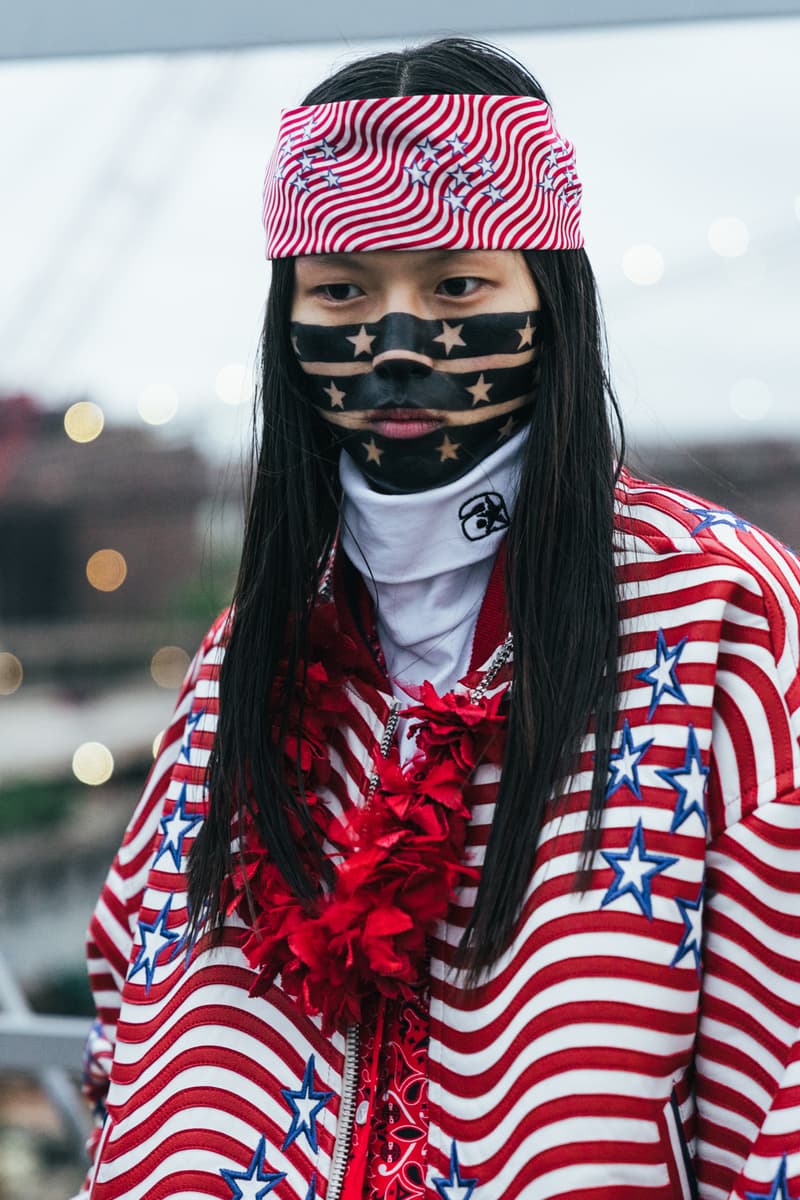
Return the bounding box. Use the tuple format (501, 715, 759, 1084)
(188, 36, 624, 976)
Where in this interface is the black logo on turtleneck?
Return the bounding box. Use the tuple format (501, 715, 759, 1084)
(458, 492, 510, 541)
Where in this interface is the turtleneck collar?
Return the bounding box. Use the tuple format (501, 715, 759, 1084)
(339, 429, 525, 705)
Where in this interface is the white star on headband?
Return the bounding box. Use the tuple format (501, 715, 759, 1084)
(475, 155, 494, 178)
(447, 165, 473, 188)
(318, 138, 337, 161)
(404, 159, 431, 187)
(445, 132, 468, 154)
(416, 136, 441, 161)
(482, 182, 505, 204)
(443, 186, 468, 213)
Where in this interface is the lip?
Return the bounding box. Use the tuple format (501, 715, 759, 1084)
(364, 408, 444, 440)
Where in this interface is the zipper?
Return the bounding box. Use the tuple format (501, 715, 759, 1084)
(470, 633, 513, 702)
(327, 1023, 360, 1200)
(327, 698, 400, 1200)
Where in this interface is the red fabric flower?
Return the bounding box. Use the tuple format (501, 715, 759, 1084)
(226, 603, 509, 1033)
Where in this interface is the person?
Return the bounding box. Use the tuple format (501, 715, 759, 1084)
(74, 36, 800, 1200)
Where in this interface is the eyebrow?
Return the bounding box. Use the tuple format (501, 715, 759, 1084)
(300, 249, 490, 270)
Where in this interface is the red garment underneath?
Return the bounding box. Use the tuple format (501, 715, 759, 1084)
(344, 988, 430, 1200)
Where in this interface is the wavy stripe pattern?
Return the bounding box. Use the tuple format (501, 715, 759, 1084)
(261, 94, 582, 258)
(78, 470, 800, 1200)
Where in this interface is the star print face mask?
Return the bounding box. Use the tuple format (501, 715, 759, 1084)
(292, 308, 539, 491)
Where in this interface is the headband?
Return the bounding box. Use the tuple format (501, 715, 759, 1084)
(262, 93, 582, 258)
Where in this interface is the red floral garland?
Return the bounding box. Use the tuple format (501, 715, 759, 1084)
(220, 602, 508, 1033)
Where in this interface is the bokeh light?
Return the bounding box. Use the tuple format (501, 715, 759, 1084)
(137, 383, 179, 425)
(151, 645, 191, 688)
(622, 244, 665, 286)
(729, 377, 773, 421)
(708, 217, 749, 258)
(86, 549, 128, 592)
(215, 362, 250, 406)
(0, 652, 23, 695)
(64, 400, 104, 443)
(72, 741, 114, 786)
(152, 729, 166, 758)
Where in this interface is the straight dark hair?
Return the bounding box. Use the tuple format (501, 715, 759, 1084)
(188, 36, 624, 976)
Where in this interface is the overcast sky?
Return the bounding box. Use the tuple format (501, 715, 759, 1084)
(0, 16, 798, 460)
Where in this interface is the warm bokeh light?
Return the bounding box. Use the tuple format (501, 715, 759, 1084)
(152, 729, 166, 758)
(137, 383, 179, 425)
(729, 377, 773, 421)
(622, 244, 664, 286)
(708, 216, 749, 258)
(151, 645, 191, 688)
(72, 741, 114, 786)
(0, 652, 23, 695)
(64, 400, 104, 443)
(215, 362, 250, 406)
(86, 549, 128, 592)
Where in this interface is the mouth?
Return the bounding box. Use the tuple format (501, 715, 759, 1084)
(363, 408, 444, 439)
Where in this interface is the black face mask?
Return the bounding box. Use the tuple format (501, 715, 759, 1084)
(291, 308, 539, 492)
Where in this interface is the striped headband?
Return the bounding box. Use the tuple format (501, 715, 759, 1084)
(262, 93, 582, 258)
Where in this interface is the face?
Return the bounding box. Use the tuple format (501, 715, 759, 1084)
(290, 249, 541, 492)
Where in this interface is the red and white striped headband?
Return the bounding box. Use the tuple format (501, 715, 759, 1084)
(262, 93, 582, 258)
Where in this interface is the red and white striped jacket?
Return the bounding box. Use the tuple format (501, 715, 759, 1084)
(78, 470, 800, 1200)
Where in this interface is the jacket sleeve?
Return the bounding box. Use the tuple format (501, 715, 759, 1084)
(75, 611, 228, 1184)
(696, 534, 800, 1200)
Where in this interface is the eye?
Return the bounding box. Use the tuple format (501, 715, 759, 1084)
(436, 276, 483, 298)
(315, 282, 363, 302)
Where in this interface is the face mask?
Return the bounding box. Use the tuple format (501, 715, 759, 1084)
(291, 308, 539, 492)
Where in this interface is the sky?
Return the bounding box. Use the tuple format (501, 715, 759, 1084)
(0, 16, 798, 461)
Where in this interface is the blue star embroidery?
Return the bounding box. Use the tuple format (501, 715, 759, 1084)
(445, 132, 469, 155)
(304, 1172, 317, 1200)
(600, 819, 678, 920)
(154, 784, 203, 870)
(482, 182, 505, 205)
(416, 136, 441, 161)
(671, 885, 704, 972)
(657, 725, 709, 833)
(746, 1157, 799, 1200)
(128, 896, 180, 993)
(179, 706, 206, 763)
(606, 720, 654, 801)
(688, 506, 750, 535)
(433, 1141, 478, 1200)
(281, 1055, 334, 1153)
(443, 186, 468, 213)
(404, 158, 431, 187)
(220, 1136, 286, 1200)
(635, 629, 689, 720)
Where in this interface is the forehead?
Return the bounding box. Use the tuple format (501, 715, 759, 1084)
(293, 248, 518, 277)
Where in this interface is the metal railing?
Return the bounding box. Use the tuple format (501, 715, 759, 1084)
(0, 949, 91, 1156)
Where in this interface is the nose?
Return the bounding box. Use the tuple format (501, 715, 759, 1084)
(372, 350, 435, 381)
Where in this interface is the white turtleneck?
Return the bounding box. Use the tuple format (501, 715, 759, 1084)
(340, 430, 525, 754)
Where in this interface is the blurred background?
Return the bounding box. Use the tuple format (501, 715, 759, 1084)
(0, 2, 799, 1195)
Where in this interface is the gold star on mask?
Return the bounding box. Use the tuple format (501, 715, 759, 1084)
(346, 325, 376, 357)
(497, 416, 515, 440)
(323, 380, 346, 409)
(363, 437, 383, 465)
(466, 373, 493, 405)
(515, 316, 535, 348)
(437, 434, 460, 462)
(432, 321, 466, 356)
